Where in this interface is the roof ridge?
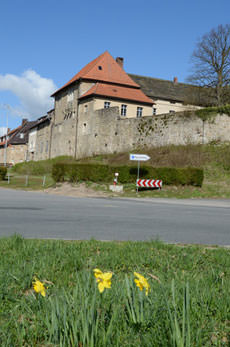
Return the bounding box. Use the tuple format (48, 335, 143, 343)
(129, 73, 195, 87)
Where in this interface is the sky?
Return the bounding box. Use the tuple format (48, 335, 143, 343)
(0, 0, 229, 135)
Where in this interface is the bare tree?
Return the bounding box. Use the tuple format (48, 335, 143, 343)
(187, 24, 230, 106)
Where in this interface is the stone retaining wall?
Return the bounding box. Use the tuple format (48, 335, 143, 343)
(75, 107, 230, 158)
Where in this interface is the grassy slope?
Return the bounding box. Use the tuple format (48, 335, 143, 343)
(3, 144, 230, 198)
(78, 144, 230, 198)
(0, 235, 230, 346)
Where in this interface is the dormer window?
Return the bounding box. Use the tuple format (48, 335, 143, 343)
(20, 133, 24, 139)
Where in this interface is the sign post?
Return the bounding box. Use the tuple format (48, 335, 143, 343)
(129, 154, 150, 193)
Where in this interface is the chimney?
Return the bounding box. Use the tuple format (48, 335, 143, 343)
(22, 118, 28, 126)
(116, 57, 124, 69)
(173, 77, 178, 84)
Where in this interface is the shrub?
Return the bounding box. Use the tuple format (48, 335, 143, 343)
(0, 166, 7, 180)
(195, 104, 230, 121)
(66, 163, 111, 183)
(52, 163, 66, 182)
(52, 163, 204, 186)
(12, 156, 75, 175)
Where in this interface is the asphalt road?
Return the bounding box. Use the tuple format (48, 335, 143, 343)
(0, 188, 230, 245)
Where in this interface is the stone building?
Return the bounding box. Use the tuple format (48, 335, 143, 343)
(49, 51, 155, 159)
(0, 119, 39, 165)
(28, 110, 53, 161)
(48, 51, 206, 160)
(7, 51, 226, 164)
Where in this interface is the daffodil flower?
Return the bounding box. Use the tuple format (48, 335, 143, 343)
(93, 268, 112, 293)
(134, 272, 150, 296)
(32, 278, 46, 297)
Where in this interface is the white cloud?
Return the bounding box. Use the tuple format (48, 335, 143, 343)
(0, 70, 57, 119)
(0, 127, 7, 136)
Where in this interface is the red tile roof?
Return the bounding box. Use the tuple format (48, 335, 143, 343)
(51, 51, 140, 96)
(79, 83, 154, 105)
(8, 125, 22, 136)
(0, 125, 22, 147)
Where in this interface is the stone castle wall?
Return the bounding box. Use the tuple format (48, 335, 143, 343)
(75, 107, 230, 158)
(50, 118, 77, 158)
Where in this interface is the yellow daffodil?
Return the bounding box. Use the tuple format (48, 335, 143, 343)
(32, 278, 46, 297)
(134, 272, 150, 296)
(93, 268, 112, 293)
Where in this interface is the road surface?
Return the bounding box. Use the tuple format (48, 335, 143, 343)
(0, 188, 229, 245)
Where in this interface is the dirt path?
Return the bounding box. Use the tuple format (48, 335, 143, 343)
(44, 182, 109, 198)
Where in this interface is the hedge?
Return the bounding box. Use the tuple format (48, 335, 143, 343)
(52, 163, 204, 187)
(12, 156, 75, 175)
(0, 166, 7, 180)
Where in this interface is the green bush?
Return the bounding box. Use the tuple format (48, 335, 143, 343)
(52, 163, 66, 182)
(12, 156, 75, 175)
(195, 104, 230, 121)
(52, 163, 204, 187)
(0, 166, 7, 180)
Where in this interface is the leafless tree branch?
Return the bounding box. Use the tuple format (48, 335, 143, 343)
(187, 24, 230, 105)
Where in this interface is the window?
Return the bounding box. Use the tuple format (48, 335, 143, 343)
(104, 101, 110, 109)
(46, 141, 49, 153)
(40, 142, 43, 153)
(153, 108, 157, 115)
(169, 110, 175, 114)
(136, 107, 143, 118)
(121, 104, 127, 116)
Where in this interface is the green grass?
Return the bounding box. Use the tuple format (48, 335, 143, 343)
(0, 174, 55, 190)
(1, 235, 230, 346)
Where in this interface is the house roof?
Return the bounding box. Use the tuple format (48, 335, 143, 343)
(0, 125, 22, 146)
(129, 74, 213, 106)
(51, 51, 139, 96)
(51, 51, 213, 106)
(79, 82, 154, 105)
(9, 121, 38, 145)
(0, 119, 42, 147)
(8, 125, 22, 136)
(28, 114, 51, 131)
(0, 125, 22, 147)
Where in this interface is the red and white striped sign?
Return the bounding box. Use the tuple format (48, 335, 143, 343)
(136, 179, 162, 188)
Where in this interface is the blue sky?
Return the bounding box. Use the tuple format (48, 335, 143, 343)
(0, 0, 229, 134)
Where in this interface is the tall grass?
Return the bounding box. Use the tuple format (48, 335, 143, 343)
(1, 235, 230, 346)
(88, 144, 230, 172)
